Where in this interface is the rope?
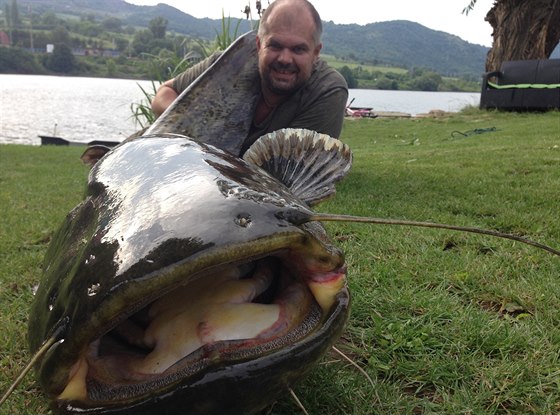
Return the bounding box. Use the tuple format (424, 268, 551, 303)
(451, 127, 498, 138)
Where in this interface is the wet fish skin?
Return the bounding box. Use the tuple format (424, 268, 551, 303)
(29, 134, 351, 415)
(26, 25, 353, 414)
(145, 31, 261, 156)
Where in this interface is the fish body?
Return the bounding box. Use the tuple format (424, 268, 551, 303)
(28, 27, 353, 414)
(29, 131, 352, 414)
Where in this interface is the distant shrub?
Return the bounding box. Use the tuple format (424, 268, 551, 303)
(43, 43, 77, 73)
(0, 47, 45, 74)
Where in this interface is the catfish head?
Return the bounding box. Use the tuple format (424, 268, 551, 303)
(26, 129, 353, 415)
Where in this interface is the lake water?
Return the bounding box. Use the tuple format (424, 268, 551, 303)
(348, 89, 480, 114)
(0, 74, 481, 146)
(0, 75, 154, 146)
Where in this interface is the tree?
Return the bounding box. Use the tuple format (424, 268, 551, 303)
(10, 0, 20, 26)
(411, 71, 442, 91)
(81, 13, 96, 23)
(4, 0, 21, 46)
(77, 20, 102, 37)
(375, 76, 399, 90)
(114, 37, 129, 52)
(44, 43, 76, 73)
(149, 17, 168, 39)
(51, 25, 70, 45)
(465, 0, 560, 71)
(106, 58, 116, 77)
(102, 17, 123, 33)
(0, 47, 44, 73)
(339, 65, 358, 88)
(41, 11, 62, 27)
(131, 29, 154, 55)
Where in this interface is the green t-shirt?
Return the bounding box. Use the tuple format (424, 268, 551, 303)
(172, 52, 348, 154)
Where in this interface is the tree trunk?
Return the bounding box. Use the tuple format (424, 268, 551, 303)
(485, 0, 560, 71)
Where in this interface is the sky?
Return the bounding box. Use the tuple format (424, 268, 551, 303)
(126, 0, 495, 47)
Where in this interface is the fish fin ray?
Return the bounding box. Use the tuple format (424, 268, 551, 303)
(243, 128, 353, 205)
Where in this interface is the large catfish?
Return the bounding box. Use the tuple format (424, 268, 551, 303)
(20, 31, 354, 415)
(27, 128, 353, 415)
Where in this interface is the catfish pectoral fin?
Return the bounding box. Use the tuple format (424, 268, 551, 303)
(243, 128, 353, 206)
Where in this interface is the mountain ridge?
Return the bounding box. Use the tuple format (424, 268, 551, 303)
(16, 0, 490, 77)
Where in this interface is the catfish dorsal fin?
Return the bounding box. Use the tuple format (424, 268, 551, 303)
(243, 128, 353, 206)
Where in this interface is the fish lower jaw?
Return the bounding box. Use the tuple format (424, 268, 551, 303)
(308, 274, 347, 312)
(56, 255, 345, 405)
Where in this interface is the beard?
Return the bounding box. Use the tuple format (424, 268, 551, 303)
(261, 61, 307, 96)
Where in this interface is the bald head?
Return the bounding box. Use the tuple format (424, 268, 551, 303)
(258, 0, 323, 46)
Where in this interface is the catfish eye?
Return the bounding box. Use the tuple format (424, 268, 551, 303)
(235, 214, 252, 228)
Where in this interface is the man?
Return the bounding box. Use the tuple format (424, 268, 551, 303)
(151, 0, 348, 154)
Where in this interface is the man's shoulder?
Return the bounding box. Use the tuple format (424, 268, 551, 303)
(310, 59, 348, 90)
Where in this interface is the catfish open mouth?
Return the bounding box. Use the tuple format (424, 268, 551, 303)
(59, 250, 347, 404)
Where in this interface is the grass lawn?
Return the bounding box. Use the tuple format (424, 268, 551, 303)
(1, 110, 559, 414)
(321, 54, 409, 75)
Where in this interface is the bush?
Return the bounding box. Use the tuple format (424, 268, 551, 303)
(375, 76, 399, 90)
(339, 65, 358, 88)
(410, 72, 442, 91)
(0, 47, 45, 74)
(43, 43, 77, 73)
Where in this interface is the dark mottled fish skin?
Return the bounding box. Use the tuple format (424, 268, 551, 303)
(26, 26, 353, 414)
(144, 31, 260, 156)
(29, 134, 351, 415)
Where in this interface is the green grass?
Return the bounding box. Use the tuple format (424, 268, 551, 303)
(321, 54, 409, 75)
(1, 110, 559, 414)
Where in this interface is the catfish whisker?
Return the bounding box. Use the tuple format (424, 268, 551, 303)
(332, 345, 375, 388)
(309, 214, 560, 257)
(0, 335, 60, 407)
(289, 388, 310, 415)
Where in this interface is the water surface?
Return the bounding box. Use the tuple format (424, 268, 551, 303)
(0, 74, 481, 146)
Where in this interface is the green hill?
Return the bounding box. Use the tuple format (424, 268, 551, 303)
(6, 0, 489, 78)
(323, 20, 488, 77)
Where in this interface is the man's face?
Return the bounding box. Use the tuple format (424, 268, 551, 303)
(257, 10, 322, 96)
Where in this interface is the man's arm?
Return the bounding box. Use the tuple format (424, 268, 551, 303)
(151, 79, 178, 118)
